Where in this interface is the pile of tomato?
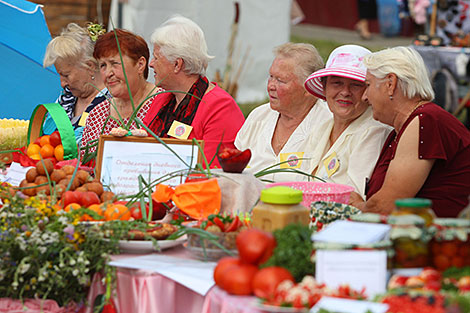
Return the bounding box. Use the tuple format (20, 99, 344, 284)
(213, 228, 295, 298)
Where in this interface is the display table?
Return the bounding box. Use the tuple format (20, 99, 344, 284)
(202, 286, 262, 313)
(85, 246, 206, 313)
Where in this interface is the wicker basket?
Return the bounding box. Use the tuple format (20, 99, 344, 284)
(265, 182, 354, 207)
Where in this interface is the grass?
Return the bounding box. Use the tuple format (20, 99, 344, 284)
(237, 35, 388, 117)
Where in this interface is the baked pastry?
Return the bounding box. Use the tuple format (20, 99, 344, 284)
(127, 222, 177, 240)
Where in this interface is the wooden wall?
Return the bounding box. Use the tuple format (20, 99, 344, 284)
(34, 0, 112, 36)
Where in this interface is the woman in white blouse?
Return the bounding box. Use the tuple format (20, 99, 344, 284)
(304, 44, 392, 199)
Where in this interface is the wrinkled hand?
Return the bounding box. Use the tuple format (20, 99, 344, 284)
(349, 191, 366, 211)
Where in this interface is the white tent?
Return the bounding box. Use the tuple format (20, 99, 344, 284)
(109, 0, 292, 104)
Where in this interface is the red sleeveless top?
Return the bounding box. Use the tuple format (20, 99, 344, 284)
(366, 102, 470, 217)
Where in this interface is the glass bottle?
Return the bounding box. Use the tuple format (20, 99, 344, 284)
(251, 186, 309, 232)
(393, 198, 435, 227)
(430, 218, 470, 271)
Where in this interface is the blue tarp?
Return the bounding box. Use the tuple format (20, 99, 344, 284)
(0, 0, 61, 119)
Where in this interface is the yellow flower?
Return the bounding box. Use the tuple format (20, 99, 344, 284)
(25, 231, 31, 237)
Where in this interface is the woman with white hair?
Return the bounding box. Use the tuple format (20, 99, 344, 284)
(43, 23, 108, 144)
(349, 46, 470, 217)
(144, 16, 245, 167)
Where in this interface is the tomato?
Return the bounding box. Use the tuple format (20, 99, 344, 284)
(61, 190, 80, 208)
(419, 267, 441, 283)
(220, 263, 258, 295)
(441, 241, 458, 257)
(81, 191, 101, 207)
(213, 257, 240, 288)
(252, 266, 294, 300)
(131, 207, 143, 220)
(433, 254, 450, 271)
(49, 131, 62, 147)
(104, 203, 131, 221)
(236, 229, 276, 265)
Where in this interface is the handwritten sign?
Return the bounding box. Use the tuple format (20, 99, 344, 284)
(96, 136, 203, 195)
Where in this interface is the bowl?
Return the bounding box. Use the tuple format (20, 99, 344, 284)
(185, 230, 238, 261)
(266, 182, 355, 207)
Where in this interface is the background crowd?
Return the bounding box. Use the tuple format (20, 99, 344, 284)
(44, 15, 470, 218)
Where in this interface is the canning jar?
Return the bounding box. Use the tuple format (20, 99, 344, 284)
(430, 218, 470, 271)
(387, 215, 431, 268)
(251, 186, 309, 232)
(393, 198, 435, 227)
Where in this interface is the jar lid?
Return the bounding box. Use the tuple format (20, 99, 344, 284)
(395, 198, 432, 208)
(434, 218, 470, 227)
(260, 186, 303, 204)
(350, 213, 385, 223)
(387, 214, 425, 226)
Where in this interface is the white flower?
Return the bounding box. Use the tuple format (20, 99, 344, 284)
(69, 258, 76, 266)
(18, 262, 31, 274)
(72, 269, 79, 276)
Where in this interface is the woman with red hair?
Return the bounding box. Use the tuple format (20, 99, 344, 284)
(80, 29, 157, 156)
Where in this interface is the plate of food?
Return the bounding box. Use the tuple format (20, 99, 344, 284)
(253, 301, 309, 313)
(116, 236, 187, 254)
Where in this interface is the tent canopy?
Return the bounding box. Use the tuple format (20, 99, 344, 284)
(0, 0, 61, 119)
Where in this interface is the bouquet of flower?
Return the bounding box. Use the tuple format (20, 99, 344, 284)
(0, 185, 118, 307)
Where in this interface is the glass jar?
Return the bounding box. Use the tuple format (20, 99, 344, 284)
(430, 218, 470, 271)
(350, 213, 388, 224)
(312, 240, 394, 270)
(251, 186, 309, 232)
(387, 215, 431, 269)
(393, 198, 435, 227)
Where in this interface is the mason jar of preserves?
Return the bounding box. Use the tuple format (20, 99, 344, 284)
(388, 215, 431, 268)
(430, 218, 470, 271)
(251, 186, 310, 232)
(393, 198, 435, 227)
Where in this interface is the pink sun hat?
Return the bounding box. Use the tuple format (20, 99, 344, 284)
(304, 44, 372, 100)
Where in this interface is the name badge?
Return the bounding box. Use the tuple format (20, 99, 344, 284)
(323, 152, 339, 177)
(167, 120, 193, 139)
(279, 152, 304, 169)
(78, 112, 89, 127)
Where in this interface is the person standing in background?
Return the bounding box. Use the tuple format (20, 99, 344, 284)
(355, 0, 377, 40)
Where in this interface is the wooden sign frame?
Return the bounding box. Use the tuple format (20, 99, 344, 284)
(95, 135, 204, 195)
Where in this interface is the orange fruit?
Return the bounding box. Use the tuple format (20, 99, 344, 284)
(64, 203, 81, 212)
(30, 154, 41, 160)
(39, 135, 51, 147)
(54, 145, 64, 161)
(26, 143, 41, 157)
(104, 203, 131, 221)
(39, 144, 55, 159)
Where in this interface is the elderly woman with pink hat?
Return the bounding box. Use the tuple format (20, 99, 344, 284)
(304, 44, 391, 199)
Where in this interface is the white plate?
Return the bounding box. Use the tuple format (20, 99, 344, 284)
(115, 235, 187, 254)
(253, 301, 309, 313)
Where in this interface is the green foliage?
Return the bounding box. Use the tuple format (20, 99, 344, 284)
(261, 223, 314, 282)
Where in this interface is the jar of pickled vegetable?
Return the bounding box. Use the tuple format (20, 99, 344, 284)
(251, 186, 310, 232)
(388, 215, 431, 268)
(393, 198, 435, 227)
(350, 213, 388, 224)
(430, 218, 470, 271)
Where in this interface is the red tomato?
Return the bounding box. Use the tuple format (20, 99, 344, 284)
(49, 131, 62, 147)
(252, 266, 294, 300)
(81, 191, 100, 207)
(220, 263, 258, 295)
(131, 207, 143, 220)
(213, 257, 240, 288)
(61, 191, 80, 208)
(236, 229, 276, 265)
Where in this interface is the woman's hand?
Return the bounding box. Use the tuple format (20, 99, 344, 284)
(349, 191, 365, 211)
